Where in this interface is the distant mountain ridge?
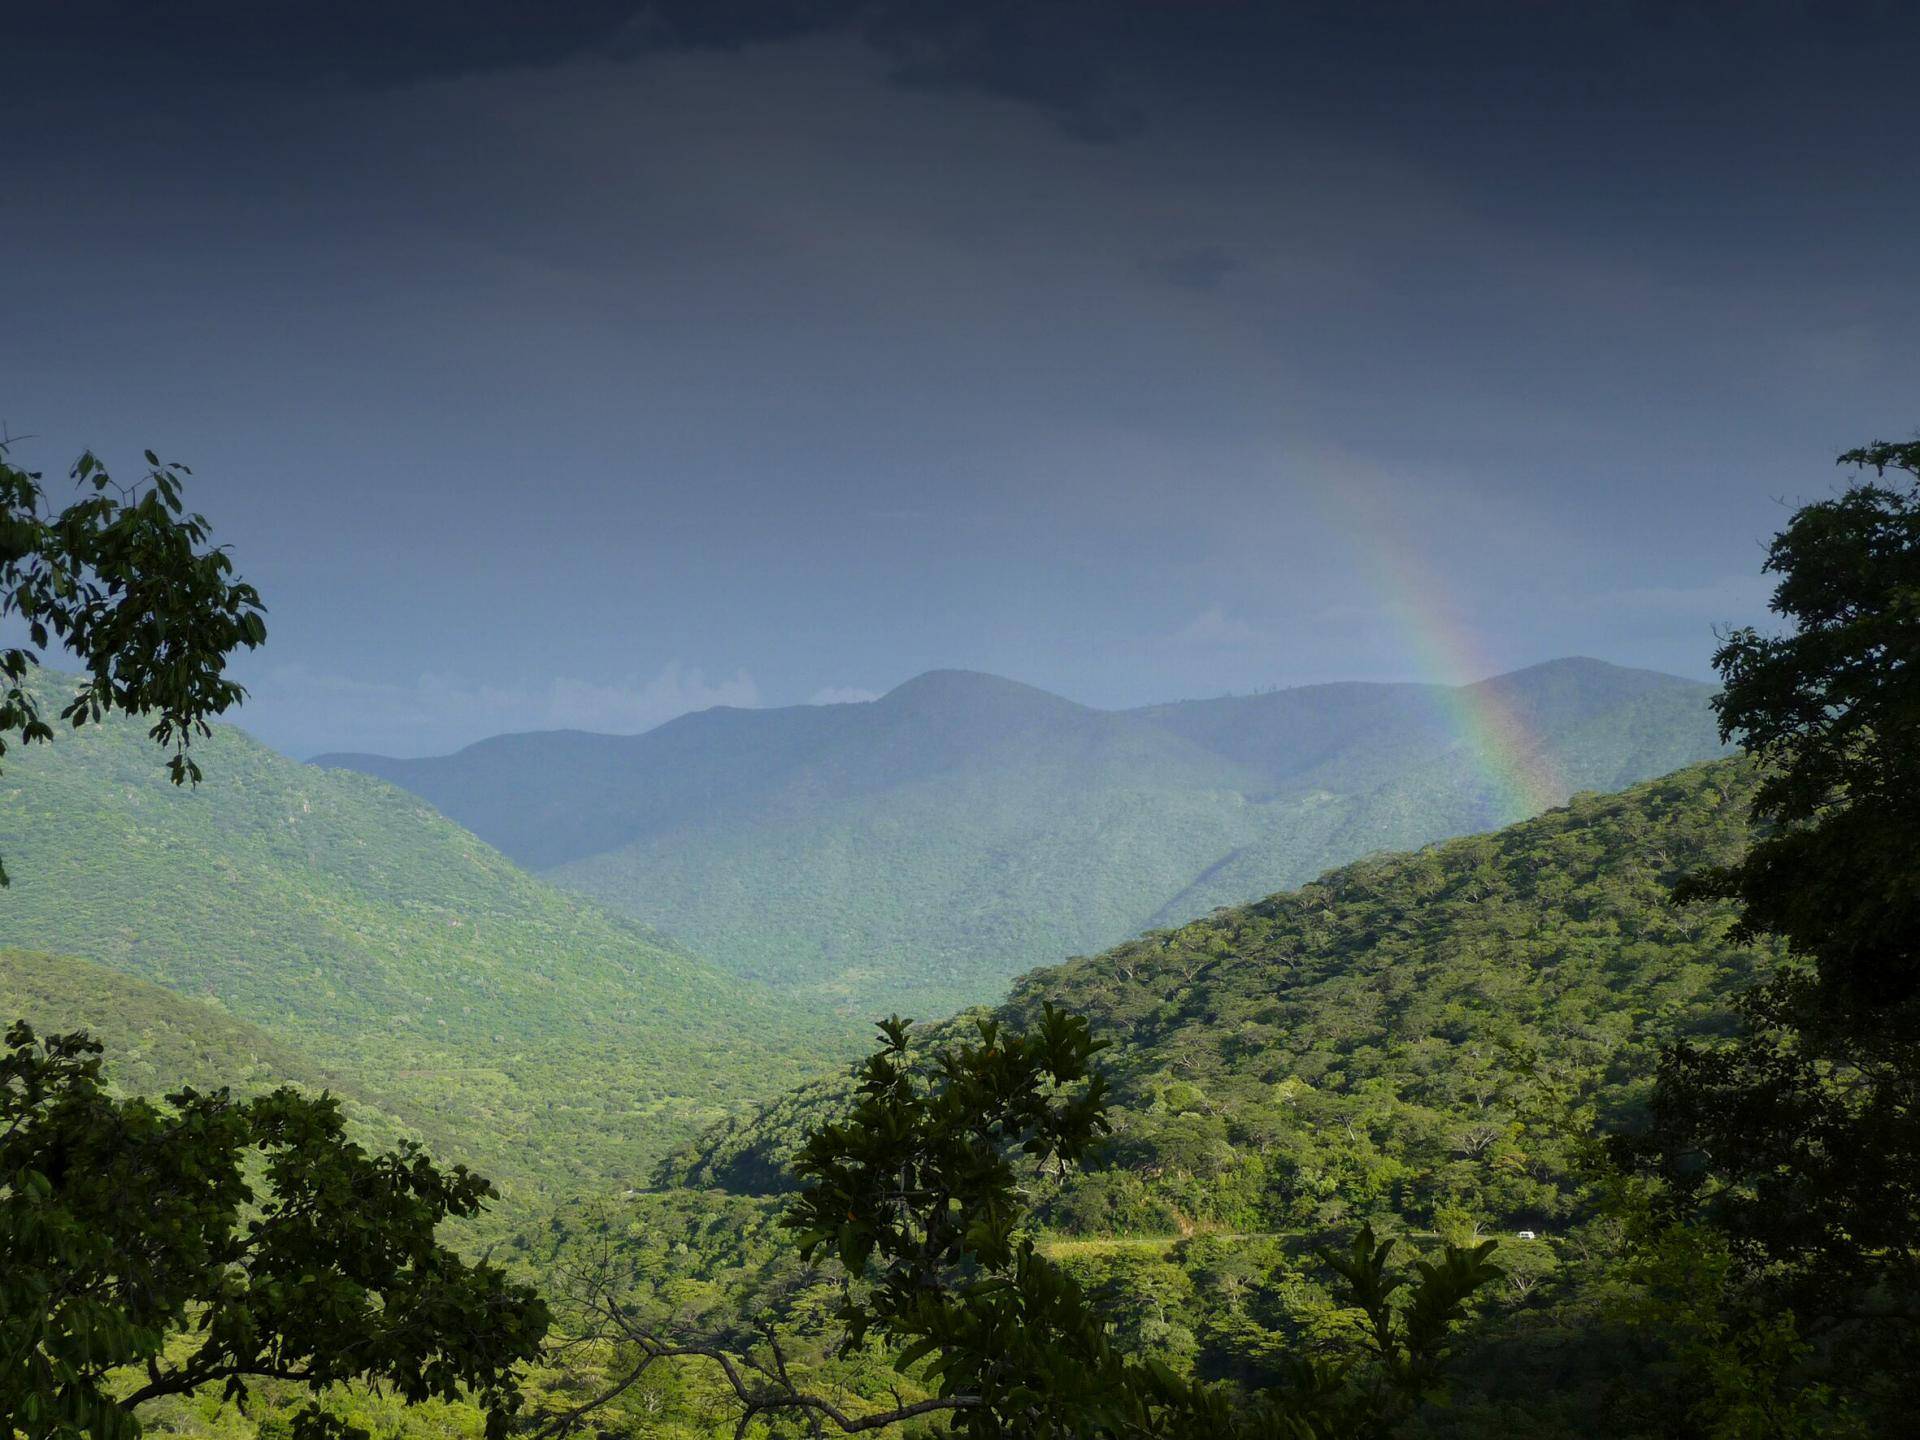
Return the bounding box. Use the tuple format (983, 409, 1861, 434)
(316, 658, 1730, 1012)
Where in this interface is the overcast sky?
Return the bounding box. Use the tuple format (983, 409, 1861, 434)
(4, 1, 1916, 757)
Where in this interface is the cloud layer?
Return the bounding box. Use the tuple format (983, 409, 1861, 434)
(4, 6, 1911, 755)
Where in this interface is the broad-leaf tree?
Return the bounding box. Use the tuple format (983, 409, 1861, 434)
(1625, 435, 1920, 1422)
(1679, 437, 1920, 1006)
(549, 1008, 1500, 1438)
(0, 439, 266, 885)
(0, 1024, 550, 1440)
(0, 437, 555, 1440)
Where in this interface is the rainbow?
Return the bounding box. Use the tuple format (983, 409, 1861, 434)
(1312, 454, 1565, 822)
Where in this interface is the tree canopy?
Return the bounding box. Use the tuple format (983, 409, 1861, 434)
(1626, 434, 1920, 1424)
(0, 438, 558, 1440)
(0, 1022, 549, 1440)
(1676, 437, 1920, 1006)
(546, 1009, 1501, 1439)
(0, 441, 266, 884)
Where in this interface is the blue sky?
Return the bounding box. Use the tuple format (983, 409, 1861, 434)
(4, 2, 1915, 756)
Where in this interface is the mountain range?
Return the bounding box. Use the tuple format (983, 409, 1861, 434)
(0, 655, 1732, 1223)
(4, 671, 1780, 1436)
(317, 658, 1730, 1012)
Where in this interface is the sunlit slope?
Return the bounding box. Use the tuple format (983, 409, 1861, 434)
(663, 758, 1775, 1225)
(0, 948, 437, 1160)
(647, 759, 1779, 1432)
(324, 659, 1726, 1013)
(0, 675, 856, 1203)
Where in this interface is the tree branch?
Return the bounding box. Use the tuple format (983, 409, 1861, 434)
(121, 1362, 317, 1410)
(522, 1334, 978, 1440)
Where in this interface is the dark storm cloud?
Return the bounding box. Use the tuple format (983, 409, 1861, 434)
(13, 0, 1135, 137)
(19, 2, 1919, 143)
(4, 0, 1916, 755)
(1143, 247, 1242, 293)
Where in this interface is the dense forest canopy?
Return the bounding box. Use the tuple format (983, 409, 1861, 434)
(619, 761, 1781, 1435)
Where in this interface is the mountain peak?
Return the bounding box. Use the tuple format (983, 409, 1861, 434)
(878, 669, 1086, 714)
(1468, 656, 1713, 699)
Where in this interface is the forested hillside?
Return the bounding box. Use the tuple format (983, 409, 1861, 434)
(0, 674, 858, 1210)
(620, 759, 1779, 1434)
(666, 759, 1770, 1208)
(320, 659, 1727, 1012)
(0, 948, 443, 1160)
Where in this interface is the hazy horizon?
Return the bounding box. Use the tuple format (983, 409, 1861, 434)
(5, 2, 1913, 756)
(304, 653, 1705, 763)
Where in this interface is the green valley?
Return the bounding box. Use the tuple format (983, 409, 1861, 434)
(319, 658, 1729, 1013)
(11, 18, 1914, 1437)
(614, 758, 1785, 1435)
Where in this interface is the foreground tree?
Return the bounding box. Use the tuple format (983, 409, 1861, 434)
(0, 1023, 550, 1440)
(1682, 437, 1920, 1007)
(1622, 436, 1920, 1423)
(549, 1008, 1501, 1438)
(0, 437, 562, 1439)
(0, 438, 266, 884)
